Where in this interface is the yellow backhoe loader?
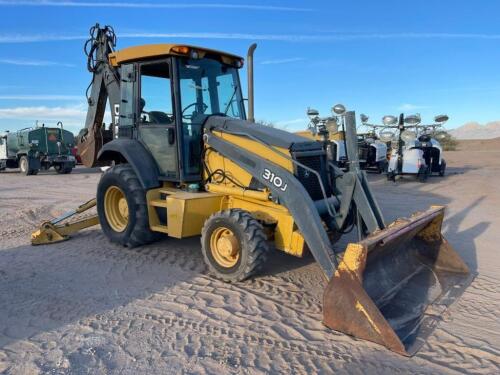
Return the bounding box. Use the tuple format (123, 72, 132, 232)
(32, 24, 470, 356)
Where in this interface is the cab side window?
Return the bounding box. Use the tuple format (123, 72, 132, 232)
(139, 61, 174, 124)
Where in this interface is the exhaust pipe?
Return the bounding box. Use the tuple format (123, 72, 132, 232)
(247, 43, 257, 123)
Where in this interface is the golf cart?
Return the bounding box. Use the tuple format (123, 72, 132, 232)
(385, 113, 449, 182)
(358, 114, 390, 173)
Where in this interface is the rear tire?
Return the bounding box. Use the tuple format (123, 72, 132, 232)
(418, 165, 430, 183)
(387, 170, 396, 181)
(201, 209, 269, 282)
(55, 164, 73, 174)
(97, 163, 162, 247)
(377, 161, 387, 174)
(439, 160, 446, 176)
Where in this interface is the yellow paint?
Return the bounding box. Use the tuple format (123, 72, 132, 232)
(146, 186, 223, 238)
(215, 131, 294, 172)
(338, 243, 367, 281)
(31, 216, 99, 245)
(295, 130, 345, 141)
(104, 186, 129, 233)
(205, 183, 270, 201)
(210, 227, 240, 268)
(355, 301, 383, 336)
(223, 196, 305, 257)
(109, 44, 243, 67)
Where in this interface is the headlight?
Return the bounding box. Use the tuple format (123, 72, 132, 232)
(68, 155, 75, 161)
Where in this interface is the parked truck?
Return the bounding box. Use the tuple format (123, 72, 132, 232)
(0, 122, 76, 175)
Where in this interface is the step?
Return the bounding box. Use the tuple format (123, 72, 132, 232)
(150, 199, 168, 208)
(150, 224, 169, 234)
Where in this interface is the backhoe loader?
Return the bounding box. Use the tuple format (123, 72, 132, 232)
(32, 24, 470, 356)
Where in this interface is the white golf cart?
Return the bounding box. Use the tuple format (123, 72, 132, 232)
(385, 114, 449, 182)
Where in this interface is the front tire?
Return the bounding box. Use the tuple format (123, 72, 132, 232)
(377, 161, 387, 174)
(19, 156, 38, 176)
(201, 209, 269, 282)
(97, 164, 161, 247)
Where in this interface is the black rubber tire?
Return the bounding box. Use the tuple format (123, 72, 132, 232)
(201, 209, 269, 282)
(418, 165, 430, 183)
(439, 160, 446, 176)
(97, 163, 162, 247)
(377, 161, 388, 174)
(55, 164, 73, 174)
(19, 156, 37, 176)
(386, 170, 396, 181)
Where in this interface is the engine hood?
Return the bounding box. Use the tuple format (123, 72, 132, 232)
(204, 116, 322, 152)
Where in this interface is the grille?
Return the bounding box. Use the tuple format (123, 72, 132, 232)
(295, 153, 331, 201)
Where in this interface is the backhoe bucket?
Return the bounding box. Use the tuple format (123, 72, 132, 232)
(323, 206, 470, 355)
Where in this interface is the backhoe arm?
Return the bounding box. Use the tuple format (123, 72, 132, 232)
(77, 24, 121, 167)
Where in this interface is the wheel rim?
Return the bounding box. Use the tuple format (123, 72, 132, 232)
(210, 227, 240, 268)
(104, 186, 129, 233)
(20, 158, 27, 172)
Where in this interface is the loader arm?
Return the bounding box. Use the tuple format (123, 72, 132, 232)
(77, 24, 121, 168)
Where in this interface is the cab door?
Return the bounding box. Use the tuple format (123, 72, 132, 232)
(136, 59, 178, 180)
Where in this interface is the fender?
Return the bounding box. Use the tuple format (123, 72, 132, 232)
(97, 139, 160, 190)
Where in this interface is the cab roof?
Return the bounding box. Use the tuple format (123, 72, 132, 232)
(108, 44, 243, 66)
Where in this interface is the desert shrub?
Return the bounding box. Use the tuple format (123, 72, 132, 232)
(435, 131, 458, 151)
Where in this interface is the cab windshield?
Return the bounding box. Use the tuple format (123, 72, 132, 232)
(178, 57, 245, 120)
(177, 57, 245, 177)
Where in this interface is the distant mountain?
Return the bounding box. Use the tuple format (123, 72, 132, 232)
(449, 121, 500, 139)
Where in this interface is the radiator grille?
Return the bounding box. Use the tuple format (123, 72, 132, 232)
(295, 153, 331, 201)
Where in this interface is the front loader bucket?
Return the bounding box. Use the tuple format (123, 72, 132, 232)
(323, 206, 471, 355)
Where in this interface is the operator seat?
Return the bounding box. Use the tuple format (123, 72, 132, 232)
(140, 98, 173, 124)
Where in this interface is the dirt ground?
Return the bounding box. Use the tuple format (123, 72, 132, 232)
(0, 142, 499, 374)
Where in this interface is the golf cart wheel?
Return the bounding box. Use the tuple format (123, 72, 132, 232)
(418, 165, 430, 183)
(201, 209, 269, 283)
(19, 156, 38, 176)
(386, 170, 396, 181)
(97, 163, 162, 247)
(439, 160, 446, 176)
(377, 161, 387, 174)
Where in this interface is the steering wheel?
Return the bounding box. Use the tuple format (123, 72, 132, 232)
(182, 102, 208, 120)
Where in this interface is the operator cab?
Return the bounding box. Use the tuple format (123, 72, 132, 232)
(112, 44, 246, 183)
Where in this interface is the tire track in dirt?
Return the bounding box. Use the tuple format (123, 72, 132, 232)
(79, 309, 440, 375)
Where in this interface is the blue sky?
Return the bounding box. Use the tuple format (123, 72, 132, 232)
(0, 0, 499, 133)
